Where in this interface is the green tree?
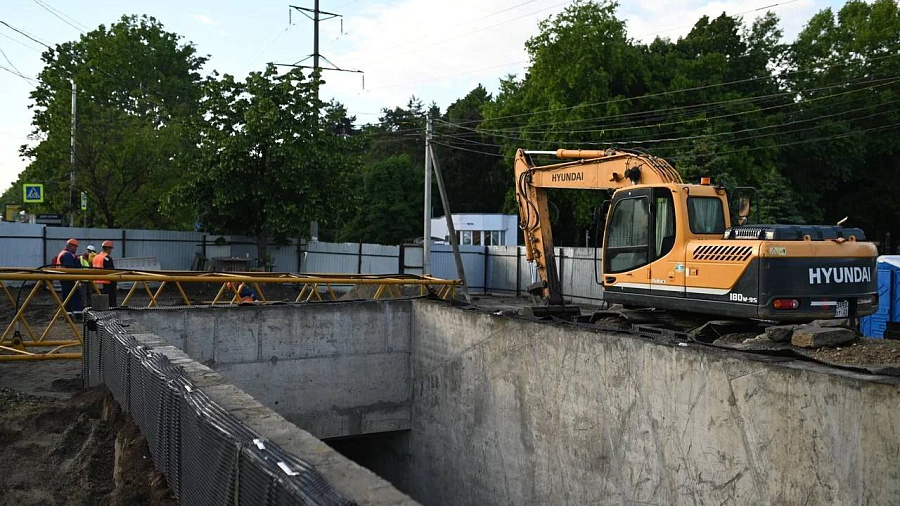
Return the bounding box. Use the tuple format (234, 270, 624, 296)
(338, 154, 423, 244)
(784, 0, 900, 243)
(12, 15, 206, 228)
(172, 66, 355, 264)
(432, 85, 506, 216)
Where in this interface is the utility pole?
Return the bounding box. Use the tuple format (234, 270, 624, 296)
(69, 80, 76, 228)
(429, 146, 470, 302)
(313, 0, 319, 72)
(279, 4, 363, 100)
(423, 114, 432, 275)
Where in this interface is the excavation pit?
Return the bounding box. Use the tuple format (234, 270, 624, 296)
(89, 299, 900, 505)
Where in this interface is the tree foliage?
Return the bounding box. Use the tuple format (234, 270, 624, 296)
(170, 66, 355, 263)
(9, 15, 205, 228)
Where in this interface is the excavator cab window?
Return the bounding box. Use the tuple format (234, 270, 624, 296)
(654, 189, 676, 259)
(605, 195, 650, 273)
(687, 197, 726, 234)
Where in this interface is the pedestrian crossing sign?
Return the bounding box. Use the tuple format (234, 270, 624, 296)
(23, 184, 44, 203)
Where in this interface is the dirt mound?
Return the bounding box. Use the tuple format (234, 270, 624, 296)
(0, 386, 175, 506)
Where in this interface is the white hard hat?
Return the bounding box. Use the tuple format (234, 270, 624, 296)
(86, 245, 96, 252)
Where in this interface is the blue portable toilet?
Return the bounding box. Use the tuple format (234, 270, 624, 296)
(860, 256, 900, 338)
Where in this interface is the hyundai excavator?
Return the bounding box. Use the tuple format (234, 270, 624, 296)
(515, 148, 878, 323)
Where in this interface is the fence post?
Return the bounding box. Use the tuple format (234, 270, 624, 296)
(42, 226, 47, 265)
(558, 248, 565, 299)
(121, 229, 127, 258)
(357, 240, 363, 274)
(483, 246, 489, 294)
(398, 244, 405, 275)
(515, 246, 521, 297)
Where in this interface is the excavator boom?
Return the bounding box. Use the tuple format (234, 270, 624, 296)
(515, 148, 683, 305)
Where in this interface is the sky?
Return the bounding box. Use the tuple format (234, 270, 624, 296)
(0, 0, 845, 194)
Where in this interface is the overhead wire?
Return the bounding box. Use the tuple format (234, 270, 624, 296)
(433, 122, 900, 161)
(666, 122, 900, 163)
(0, 32, 42, 52)
(0, 20, 51, 48)
(434, 102, 900, 154)
(31, 0, 89, 33)
(435, 76, 900, 144)
(474, 74, 893, 133)
(445, 52, 900, 128)
(0, 45, 23, 74)
(0, 64, 39, 86)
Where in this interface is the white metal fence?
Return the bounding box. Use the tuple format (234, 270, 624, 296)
(0, 222, 604, 303)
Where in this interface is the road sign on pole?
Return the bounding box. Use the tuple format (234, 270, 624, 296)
(81, 191, 87, 210)
(23, 184, 44, 203)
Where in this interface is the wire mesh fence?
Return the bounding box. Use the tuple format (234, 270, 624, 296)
(83, 310, 356, 506)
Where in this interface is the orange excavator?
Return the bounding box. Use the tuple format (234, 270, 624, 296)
(515, 148, 878, 322)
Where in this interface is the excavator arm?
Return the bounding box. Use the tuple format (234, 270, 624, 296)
(514, 148, 683, 305)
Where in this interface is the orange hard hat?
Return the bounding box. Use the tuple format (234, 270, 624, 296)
(66, 238, 79, 247)
(102, 240, 113, 248)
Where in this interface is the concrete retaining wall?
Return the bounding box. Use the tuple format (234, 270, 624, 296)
(120, 300, 900, 505)
(93, 311, 417, 505)
(122, 302, 412, 439)
(403, 302, 900, 505)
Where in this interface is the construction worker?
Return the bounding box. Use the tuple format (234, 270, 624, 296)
(226, 282, 258, 303)
(92, 240, 117, 307)
(54, 238, 84, 316)
(79, 245, 96, 267)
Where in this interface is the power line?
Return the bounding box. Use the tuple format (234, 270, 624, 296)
(436, 76, 900, 146)
(432, 141, 505, 158)
(435, 104, 900, 154)
(31, 0, 89, 33)
(446, 77, 900, 147)
(0, 20, 51, 48)
(447, 52, 900, 127)
(0, 64, 38, 86)
(666, 122, 900, 163)
(0, 31, 42, 52)
(473, 74, 898, 135)
(0, 45, 23, 74)
(434, 122, 900, 160)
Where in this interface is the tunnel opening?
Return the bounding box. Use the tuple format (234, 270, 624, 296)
(325, 431, 414, 498)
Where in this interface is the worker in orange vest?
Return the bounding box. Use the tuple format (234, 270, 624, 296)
(226, 282, 258, 303)
(92, 240, 117, 306)
(54, 238, 83, 316)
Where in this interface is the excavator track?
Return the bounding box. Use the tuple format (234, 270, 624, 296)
(514, 305, 900, 378)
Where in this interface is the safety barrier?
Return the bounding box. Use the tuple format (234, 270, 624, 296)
(0, 268, 460, 361)
(83, 311, 355, 505)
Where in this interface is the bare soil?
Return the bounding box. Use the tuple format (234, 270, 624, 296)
(813, 337, 900, 366)
(0, 361, 175, 506)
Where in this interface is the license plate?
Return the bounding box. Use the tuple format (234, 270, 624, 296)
(835, 300, 849, 318)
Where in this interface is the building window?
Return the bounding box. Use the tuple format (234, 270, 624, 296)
(461, 230, 473, 246)
(472, 231, 482, 246)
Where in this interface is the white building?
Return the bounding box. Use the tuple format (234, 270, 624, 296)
(431, 214, 519, 246)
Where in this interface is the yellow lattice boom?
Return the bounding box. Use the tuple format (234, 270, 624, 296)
(0, 268, 461, 361)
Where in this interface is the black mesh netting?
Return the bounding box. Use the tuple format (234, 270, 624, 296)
(83, 311, 356, 506)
